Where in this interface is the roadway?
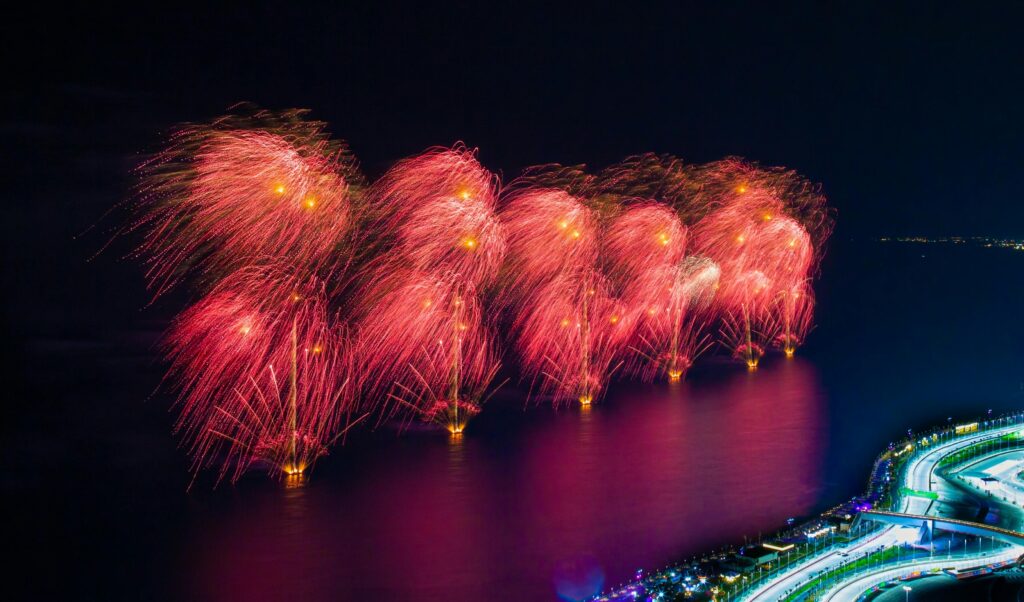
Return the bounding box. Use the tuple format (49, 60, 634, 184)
(857, 509, 1024, 545)
(741, 423, 1024, 601)
(957, 450, 1024, 511)
(821, 545, 1022, 602)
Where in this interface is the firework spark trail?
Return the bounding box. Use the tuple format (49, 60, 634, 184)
(604, 203, 687, 282)
(717, 271, 778, 368)
(621, 257, 721, 381)
(597, 153, 703, 224)
(773, 282, 815, 356)
(697, 201, 782, 370)
(509, 268, 625, 405)
(125, 112, 835, 482)
(497, 171, 631, 405)
(366, 146, 504, 287)
(594, 156, 735, 379)
(164, 266, 355, 484)
(603, 202, 707, 381)
(354, 270, 501, 432)
(131, 113, 362, 298)
(131, 112, 368, 482)
(355, 147, 506, 432)
(685, 157, 833, 256)
(497, 177, 599, 308)
(688, 159, 831, 364)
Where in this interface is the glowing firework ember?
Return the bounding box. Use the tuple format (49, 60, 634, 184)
(124, 110, 834, 484)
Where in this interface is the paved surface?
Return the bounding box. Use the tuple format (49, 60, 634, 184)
(959, 450, 1024, 512)
(823, 546, 1021, 602)
(742, 425, 1024, 601)
(857, 510, 1024, 545)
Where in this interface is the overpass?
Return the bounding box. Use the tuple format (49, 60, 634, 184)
(858, 509, 1024, 546)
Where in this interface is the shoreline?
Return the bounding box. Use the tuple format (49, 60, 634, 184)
(593, 411, 1024, 601)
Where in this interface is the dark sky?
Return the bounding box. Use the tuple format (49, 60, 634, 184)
(8, 2, 1024, 229)
(5, 7, 1024, 599)
(3, 1, 1023, 341)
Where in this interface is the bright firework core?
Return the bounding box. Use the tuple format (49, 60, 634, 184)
(129, 111, 833, 485)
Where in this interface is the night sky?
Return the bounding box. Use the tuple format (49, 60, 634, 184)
(5, 2, 1023, 343)
(4, 4, 1024, 600)
(9, 3, 1024, 230)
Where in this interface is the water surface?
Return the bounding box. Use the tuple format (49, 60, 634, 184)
(9, 242, 1024, 601)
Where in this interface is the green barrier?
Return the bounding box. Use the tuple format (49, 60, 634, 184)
(899, 487, 938, 500)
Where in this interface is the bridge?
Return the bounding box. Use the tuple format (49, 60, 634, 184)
(858, 509, 1024, 546)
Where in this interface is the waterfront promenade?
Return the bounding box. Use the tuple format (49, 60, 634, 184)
(744, 422, 1024, 601)
(593, 415, 1024, 602)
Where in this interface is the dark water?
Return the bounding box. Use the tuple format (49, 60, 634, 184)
(8, 241, 1024, 601)
(184, 360, 824, 601)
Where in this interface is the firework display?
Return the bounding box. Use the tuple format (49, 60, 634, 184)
(129, 112, 833, 484)
(355, 270, 502, 434)
(164, 266, 356, 484)
(688, 159, 831, 368)
(354, 148, 505, 434)
(130, 110, 362, 298)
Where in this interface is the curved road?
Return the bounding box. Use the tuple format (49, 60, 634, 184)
(822, 546, 1021, 602)
(742, 424, 1023, 601)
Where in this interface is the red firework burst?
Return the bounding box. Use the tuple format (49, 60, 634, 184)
(715, 270, 778, 369)
(621, 257, 721, 381)
(165, 266, 358, 484)
(689, 159, 830, 362)
(366, 146, 505, 287)
(772, 282, 815, 356)
(352, 146, 507, 432)
(132, 111, 362, 297)
(603, 202, 706, 380)
(604, 203, 687, 281)
(497, 179, 599, 306)
(355, 270, 501, 433)
(509, 268, 625, 405)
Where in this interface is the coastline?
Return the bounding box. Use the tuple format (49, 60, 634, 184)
(593, 411, 1024, 601)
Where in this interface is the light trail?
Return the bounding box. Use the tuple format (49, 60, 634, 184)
(821, 546, 1022, 602)
(956, 450, 1024, 510)
(742, 423, 1024, 601)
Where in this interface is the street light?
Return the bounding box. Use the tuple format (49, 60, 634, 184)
(903, 584, 912, 601)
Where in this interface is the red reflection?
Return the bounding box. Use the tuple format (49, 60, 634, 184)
(186, 359, 824, 602)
